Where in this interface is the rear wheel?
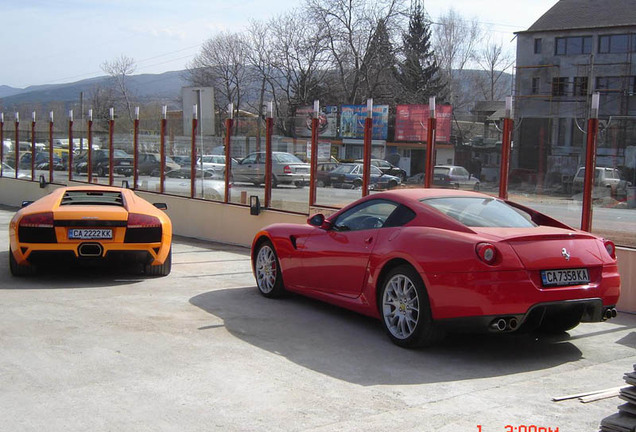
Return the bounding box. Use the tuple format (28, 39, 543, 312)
(380, 265, 440, 348)
(9, 248, 36, 276)
(254, 240, 285, 298)
(144, 247, 172, 277)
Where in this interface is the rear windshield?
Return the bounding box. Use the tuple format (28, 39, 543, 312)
(61, 190, 124, 206)
(423, 197, 536, 228)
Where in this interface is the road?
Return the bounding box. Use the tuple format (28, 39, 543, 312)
(1, 205, 635, 432)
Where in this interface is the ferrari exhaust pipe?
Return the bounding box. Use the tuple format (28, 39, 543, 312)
(508, 317, 519, 331)
(491, 318, 507, 332)
(78, 243, 103, 257)
(603, 308, 617, 321)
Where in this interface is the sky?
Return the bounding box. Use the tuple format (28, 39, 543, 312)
(0, 0, 559, 89)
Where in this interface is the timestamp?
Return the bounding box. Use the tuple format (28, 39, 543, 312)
(477, 426, 559, 432)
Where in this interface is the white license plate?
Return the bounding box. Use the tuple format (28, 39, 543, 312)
(68, 229, 113, 240)
(541, 268, 589, 287)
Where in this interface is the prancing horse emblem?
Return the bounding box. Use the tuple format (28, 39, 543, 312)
(561, 248, 570, 261)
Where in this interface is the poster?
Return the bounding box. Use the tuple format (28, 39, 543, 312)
(395, 104, 453, 143)
(294, 105, 338, 138)
(340, 105, 389, 140)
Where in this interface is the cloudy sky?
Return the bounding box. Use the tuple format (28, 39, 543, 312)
(1, 0, 558, 88)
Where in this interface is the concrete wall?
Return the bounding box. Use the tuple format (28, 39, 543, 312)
(1, 177, 634, 313)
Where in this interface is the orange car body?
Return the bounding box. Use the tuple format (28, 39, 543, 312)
(9, 186, 172, 276)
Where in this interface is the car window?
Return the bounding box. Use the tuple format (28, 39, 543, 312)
(242, 154, 258, 164)
(434, 167, 450, 176)
(456, 167, 469, 177)
(331, 164, 354, 174)
(275, 153, 303, 163)
(423, 197, 536, 228)
(113, 150, 130, 158)
(333, 199, 400, 231)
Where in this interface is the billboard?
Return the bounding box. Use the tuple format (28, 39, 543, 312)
(395, 104, 453, 143)
(340, 105, 389, 140)
(294, 105, 338, 138)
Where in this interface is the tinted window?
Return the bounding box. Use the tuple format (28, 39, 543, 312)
(423, 197, 536, 228)
(333, 199, 399, 231)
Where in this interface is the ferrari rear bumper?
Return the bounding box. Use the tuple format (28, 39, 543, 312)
(435, 298, 617, 333)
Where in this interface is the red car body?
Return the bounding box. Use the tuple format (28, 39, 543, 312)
(251, 189, 620, 347)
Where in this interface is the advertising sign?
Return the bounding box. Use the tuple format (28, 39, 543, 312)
(395, 104, 453, 143)
(294, 105, 338, 138)
(340, 105, 389, 140)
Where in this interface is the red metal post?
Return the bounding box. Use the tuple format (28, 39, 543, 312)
(264, 117, 273, 208)
(68, 117, 74, 182)
(190, 117, 198, 199)
(49, 116, 54, 183)
(87, 118, 93, 183)
(133, 117, 139, 189)
(361, 117, 373, 196)
(499, 117, 513, 200)
(581, 117, 599, 232)
(309, 117, 319, 205)
(108, 118, 114, 185)
(160, 117, 166, 194)
(224, 118, 233, 203)
(31, 117, 36, 180)
(424, 117, 437, 188)
(14, 116, 19, 179)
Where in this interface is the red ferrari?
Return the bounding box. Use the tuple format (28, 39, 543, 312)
(251, 189, 621, 348)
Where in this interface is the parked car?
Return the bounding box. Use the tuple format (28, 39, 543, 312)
(163, 168, 224, 200)
(327, 163, 401, 190)
(355, 159, 407, 181)
(251, 189, 620, 348)
(171, 155, 191, 168)
(316, 161, 340, 187)
(433, 165, 480, 190)
(197, 154, 231, 178)
(9, 186, 172, 276)
(137, 153, 180, 176)
(73, 149, 134, 177)
(233, 151, 309, 188)
(2, 162, 16, 177)
(19, 152, 65, 171)
(571, 166, 631, 199)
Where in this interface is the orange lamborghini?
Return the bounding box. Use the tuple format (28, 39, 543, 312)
(9, 186, 172, 276)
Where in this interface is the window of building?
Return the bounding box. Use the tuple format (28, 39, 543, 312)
(596, 76, 622, 91)
(573, 76, 588, 96)
(531, 77, 541, 94)
(534, 38, 542, 54)
(552, 77, 568, 96)
(555, 36, 593, 55)
(599, 34, 633, 53)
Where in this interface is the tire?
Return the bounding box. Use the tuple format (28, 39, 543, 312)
(537, 309, 583, 334)
(473, 182, 480, 191)
(97, 167, 106, 177)
(353, 179, 363, 189)
(144, 247, 172, 277)
(9, 248, 36, 276)
(294, 181, 305, 188)
(379, 265, 439, 348)
(388, 180, 398, 189)
(316, 180, 325, 188)
(254, 239, 285, 298)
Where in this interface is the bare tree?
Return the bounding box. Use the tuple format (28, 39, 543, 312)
(475, 37, 515, 101)
(306, 0, 407, 104)
(101, 54, 137, 124)
(432, 8, 482, 109)
(187, 31, 253, 127)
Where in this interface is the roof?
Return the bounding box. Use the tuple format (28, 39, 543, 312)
(518, 0, 636, 33)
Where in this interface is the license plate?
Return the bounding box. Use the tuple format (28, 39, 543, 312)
(541, 268, 590, 287)
(68, 229, 112, 240)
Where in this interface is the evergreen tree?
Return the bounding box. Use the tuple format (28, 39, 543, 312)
(397, 0, 446, 103)
(360, 18, 400, 105)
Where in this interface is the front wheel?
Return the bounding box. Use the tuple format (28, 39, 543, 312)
(380, 265, 440, 348)
(254, 240, 285, 298)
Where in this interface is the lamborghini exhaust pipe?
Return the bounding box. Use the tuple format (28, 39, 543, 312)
(78, 243, 103, 257)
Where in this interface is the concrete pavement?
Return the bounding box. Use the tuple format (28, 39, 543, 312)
(0, 205, 635, 432)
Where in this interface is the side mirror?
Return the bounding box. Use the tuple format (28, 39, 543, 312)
(153, 203, 168, 210)
(308, 213, 324, 227)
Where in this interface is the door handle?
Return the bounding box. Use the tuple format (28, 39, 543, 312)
(364, 237, 373, 244)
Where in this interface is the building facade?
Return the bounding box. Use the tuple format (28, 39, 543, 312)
(515, 0, 636, 190)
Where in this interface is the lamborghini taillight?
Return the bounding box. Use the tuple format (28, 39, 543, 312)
(19, 212, 54, 228)
(127, 213, 161, 228)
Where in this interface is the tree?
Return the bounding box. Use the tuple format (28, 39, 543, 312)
(360, 17, 400, 104)
(306, 0, 407, 104)
(475, 36, 515, 101)
(397, 0, 445, 103)
(187, 31, 253, 128)
(101, 54, 137, 124)
(432, 8, 481, 110)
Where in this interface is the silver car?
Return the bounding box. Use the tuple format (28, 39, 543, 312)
(233, 152, 309, 188)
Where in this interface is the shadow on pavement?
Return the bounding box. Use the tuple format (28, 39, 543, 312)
(189, 287, 601, 386)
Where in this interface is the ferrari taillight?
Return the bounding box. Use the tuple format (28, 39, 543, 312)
(127, 213, 161, 228)
(476, 242, 497, 265)
(19, 212, 54, 228)
(283, 165, 292, 174)
(603, 239, 616, 259)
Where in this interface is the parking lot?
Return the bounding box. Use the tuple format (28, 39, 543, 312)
(1, 204, 635, 432)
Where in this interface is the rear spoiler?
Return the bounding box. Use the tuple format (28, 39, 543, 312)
(505, 200, 573, 230)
